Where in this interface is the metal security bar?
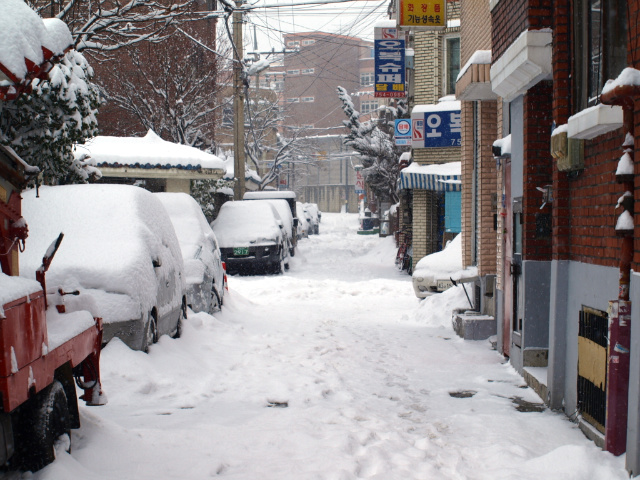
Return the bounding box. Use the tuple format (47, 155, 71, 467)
(577, 306, 608, 433)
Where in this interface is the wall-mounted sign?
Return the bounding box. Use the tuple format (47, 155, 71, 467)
(374, 26, 406, 98)
(395, 119, 412, 146)
(397, 0, 446, 30)
(410, 102, 461, 148)
(355, 169, 365, 194)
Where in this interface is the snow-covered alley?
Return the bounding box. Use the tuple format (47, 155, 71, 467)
(13, 213, 629, 480)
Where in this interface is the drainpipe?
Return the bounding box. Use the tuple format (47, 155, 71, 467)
(600, 84, 638, 456)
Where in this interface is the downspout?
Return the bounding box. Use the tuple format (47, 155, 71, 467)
(600, 84, 638, 456)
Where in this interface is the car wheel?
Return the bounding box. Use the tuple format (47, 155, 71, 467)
(18, 380, 70, 472)
(211, 284, 222, 312)
(143, 311, 158, 353)
(174, 300, 186, 339)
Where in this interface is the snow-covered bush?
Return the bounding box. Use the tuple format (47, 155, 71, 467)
(0, 50, 101, 185)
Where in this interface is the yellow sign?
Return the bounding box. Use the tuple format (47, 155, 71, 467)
(398, 0, 446, 29)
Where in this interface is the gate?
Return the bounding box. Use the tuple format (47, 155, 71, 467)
(577, 306, 608, 433)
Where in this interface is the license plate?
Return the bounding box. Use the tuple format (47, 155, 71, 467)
(437, 279, 453, 291)
(233, 247, 249, 256)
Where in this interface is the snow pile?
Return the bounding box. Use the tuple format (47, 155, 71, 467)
(602, 67, 640, 95)
(75, 130, 225, 171)
(0, 0, 72, 83)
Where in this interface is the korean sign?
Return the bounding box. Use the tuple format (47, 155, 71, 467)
(394, 119, 412, 146)
(410, 103, 461, 148)
(355, 168, 365, 194)
(374, 26, 406, 98)
(397, 0, 446, 30)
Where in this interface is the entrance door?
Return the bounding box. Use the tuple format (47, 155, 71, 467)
(502, 161, 512, 356)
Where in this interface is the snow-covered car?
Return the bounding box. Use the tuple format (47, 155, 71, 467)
(156, 192, 226, 314)
(296, 202, 312, 238)
(244, 198, 296, 257)
(304, 203, 321, 234)
(412, 234, 463, 298)
(20, 184, 187, 352)
(212, 201, 289, 275)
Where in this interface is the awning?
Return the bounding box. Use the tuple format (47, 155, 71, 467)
(398, 161, 461, 191)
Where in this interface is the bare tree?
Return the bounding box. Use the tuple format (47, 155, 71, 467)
(101, 26, 231, 148)
(29, 0, 211, 60)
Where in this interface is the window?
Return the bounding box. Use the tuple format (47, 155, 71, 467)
(222, 107, 233, 128)
(301, 68, 315, 75)
(302, 97, 315, 102)
(286, 69, 300, 75)
(287, 98, 300, 103)
(302, 40, 316, 46)
(274, 81, 284, 91)
(574, 0, 627, 111)
(360, 72, 374, 86)
(360, 100, 380, 115)
(287, 40, 300, 47)
(444, 36, 461, 95)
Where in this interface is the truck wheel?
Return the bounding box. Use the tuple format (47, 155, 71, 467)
(20, 380, 70, 472)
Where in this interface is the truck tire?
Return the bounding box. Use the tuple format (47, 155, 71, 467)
(19, 380, 71, 472)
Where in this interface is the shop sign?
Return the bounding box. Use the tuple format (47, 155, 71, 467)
(374, 26, 405, 98)
(410, 107, 461, 148)
(397, 0, 447, 30)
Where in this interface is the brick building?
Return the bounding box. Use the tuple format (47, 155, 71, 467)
(279, 32, 376, 212)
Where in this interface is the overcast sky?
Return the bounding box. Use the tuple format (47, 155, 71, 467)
(244, 0, 390, 54)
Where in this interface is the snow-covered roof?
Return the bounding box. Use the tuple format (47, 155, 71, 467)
(244, 191, 296, 200)
(75, 130, 226, 172)
(456, 50, 492, 82)
(412, 98, 461, 114)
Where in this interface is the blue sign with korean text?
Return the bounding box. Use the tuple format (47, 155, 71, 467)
(374, 39, 406, 98)
(410, 109, 461, 148)
(394, 119, 412, 146)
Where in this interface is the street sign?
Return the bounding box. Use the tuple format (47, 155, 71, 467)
(397, 0, 447, 30)
(355, 169, 365, 194)
(374, 25, 406, 98)
(395, 119, 412, 146)
(411, 103, 461, 148)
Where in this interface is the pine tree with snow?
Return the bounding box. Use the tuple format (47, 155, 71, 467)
(337, 86, 408, 204)
(0, 50, 101, 185)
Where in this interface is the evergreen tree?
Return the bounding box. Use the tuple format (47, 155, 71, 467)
(337, 86, 408, 204)
(0, 50, 101, 185)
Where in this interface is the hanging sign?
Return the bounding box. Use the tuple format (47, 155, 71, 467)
(397, 0, 447, 30)
(374, 26, 406, 98)
(355, 169, 365, 194)
(410, 103, 461, 148)
(394, 119, 412, 146)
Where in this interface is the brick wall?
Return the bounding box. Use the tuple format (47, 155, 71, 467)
(460, 0, 492, 66)
(461, 101, 474, 268)
(496, 100, 505, 291)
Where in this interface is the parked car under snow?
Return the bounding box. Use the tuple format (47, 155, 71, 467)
(20, 184, 187, 352)
(212, 201, 289, 275)
(412, 234, 466, 298)
(156, 192, 226, 314)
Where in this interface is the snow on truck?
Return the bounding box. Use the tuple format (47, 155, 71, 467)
(0, 1, 105, 472)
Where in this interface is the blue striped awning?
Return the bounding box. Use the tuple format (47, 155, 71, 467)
(398, 162, 461, 191)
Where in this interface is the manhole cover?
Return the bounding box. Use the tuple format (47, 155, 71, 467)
(511, 396, 545, 412)
(449, 390, 477, 398)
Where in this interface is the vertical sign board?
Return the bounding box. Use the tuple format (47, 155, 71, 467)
(397, 0, 447, 30)
(374, 26, 406, 98)
(411, 104, 461, 148)
(355, 168, 365, 194)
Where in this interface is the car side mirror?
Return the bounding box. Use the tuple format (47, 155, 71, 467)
(153, 258, 162, 268)
(293, 218, 299, 227)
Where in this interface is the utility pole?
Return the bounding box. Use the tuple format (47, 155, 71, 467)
(233, 0, 245, 200)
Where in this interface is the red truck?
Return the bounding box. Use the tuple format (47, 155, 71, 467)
(0, 144, 105, 472)
(0, 2, 105, 470)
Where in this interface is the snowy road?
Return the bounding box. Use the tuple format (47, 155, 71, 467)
(15, 213, 628, 479)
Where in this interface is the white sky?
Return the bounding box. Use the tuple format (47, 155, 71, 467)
(244, 0, 390, 54)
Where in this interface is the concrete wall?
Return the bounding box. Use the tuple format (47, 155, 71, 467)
(547, 261, 618, 416)
(626, 273, 640, 475)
